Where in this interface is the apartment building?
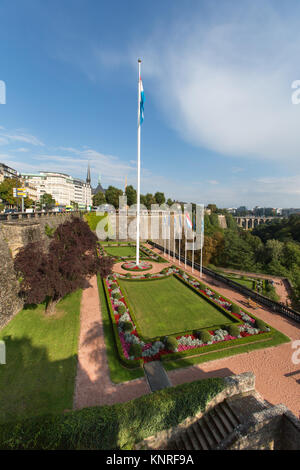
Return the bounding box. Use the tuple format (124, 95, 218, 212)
(21, 169, 92, 208)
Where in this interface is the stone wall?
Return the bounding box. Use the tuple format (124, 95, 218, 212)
(0, 229, 23, 328)
(0, 212, 81, 329)
(136, 372, 256, 450)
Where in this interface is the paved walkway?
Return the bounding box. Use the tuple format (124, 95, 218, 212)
(217, 267, 291, 306)
(73, 275, 150, 410)
(74, 258, 300, 417)
(146, 245, 300, 416)
(113, 260, 171, 276)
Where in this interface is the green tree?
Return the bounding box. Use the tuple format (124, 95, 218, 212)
(144, 193, 155, 210)
(219, 230, 256, 271)
(40, 193, 55, 209)
(0, 177, 21, 205)
(92, 191, 106, 206)
(105, 186, 123, 208)
(264, 239, 284, 264)
(207, 204, 217, 213)
(167, 198, 173, 206)
(125, 185, 137, 206)
(154, 192, 165, 205)
(24, 197, 34, 209)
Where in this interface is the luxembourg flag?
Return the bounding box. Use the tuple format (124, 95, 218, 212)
(140, 76, 145, 125)
(185, 212, 192, 230)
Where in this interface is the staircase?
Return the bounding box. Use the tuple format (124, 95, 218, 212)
(168, 393, 268, 450)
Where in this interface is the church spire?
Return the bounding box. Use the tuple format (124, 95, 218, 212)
(86, 162, 91, 185)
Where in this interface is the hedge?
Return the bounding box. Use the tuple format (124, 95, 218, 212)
(0, 377, 225, 450)
(161, 329, 274, 362)
(103, 280, 143, 369)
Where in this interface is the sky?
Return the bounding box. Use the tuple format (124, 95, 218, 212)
(1, 0, 300, 208)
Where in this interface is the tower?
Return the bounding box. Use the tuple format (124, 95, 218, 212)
(86, 162, 91, 185)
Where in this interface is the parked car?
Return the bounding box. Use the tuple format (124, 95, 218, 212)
(4, 208, 18, 214)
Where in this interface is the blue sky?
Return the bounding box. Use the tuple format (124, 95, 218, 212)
(1, 0, 300, 208)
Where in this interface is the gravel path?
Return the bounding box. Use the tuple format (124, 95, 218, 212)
(73, 275, 149, 410)
(146, 245, 300, 417)
(74, 254, 300, 418)
(113, 260, 172, 276)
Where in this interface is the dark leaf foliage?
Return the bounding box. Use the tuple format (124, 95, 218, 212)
(14, 216, 114, 305)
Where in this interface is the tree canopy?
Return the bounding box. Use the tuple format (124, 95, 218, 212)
(14, 217, 114, 314)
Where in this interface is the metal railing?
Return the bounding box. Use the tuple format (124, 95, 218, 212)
(0, 210, 83, 222)
(148, 240, 300, 324)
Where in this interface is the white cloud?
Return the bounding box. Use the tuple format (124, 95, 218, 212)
(14, 147, 29, 152)
(136, 2, 300, 162)
(0, 128, 44, 146)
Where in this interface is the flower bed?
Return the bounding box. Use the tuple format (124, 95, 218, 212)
(121, 261, 153, 271)
(104, 269, 273, 365)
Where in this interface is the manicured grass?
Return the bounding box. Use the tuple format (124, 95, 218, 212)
(104, 245, 140, 258)
(230, 277, 254, 289)
(97, 275, 144, 383)
(0, 290, 81, 424)
(83, 213, 106, 231)
(163, 329, 290, 371)
(118, 276, 236, 339)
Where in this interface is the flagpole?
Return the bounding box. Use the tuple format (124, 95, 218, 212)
(179, 228, 181, 265)
(200, 213, 204, 278)
(178, 213, 181, 265)
(163, 213, 166, 257)
(173, 214, 176, 262)
(192, 231, 194, 273)
(136, 59, 141, 266)
(185, 224, 187, 270)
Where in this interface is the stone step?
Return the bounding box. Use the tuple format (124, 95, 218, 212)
(220, 401, 240, 428)
(199, 417, 217, 449)
(170, 394, 268, 450)
(226, 394, 267, 422)
(209, 408, 229, 439)
(214, 403, 235, 433)
(186, 426, 202, 450)
(191, 423, 209, 450)
(203, 412, 223, 444)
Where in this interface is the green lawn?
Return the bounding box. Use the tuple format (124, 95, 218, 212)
(0, 290, 81, 424)
(229, 277, 254, 289)
(118, 276, 236, 339)
(104, 245, 146, 258)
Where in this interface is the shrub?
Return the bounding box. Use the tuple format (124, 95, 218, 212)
(125, 273, 132, 278)
(0, 377, 224, 450)
(164, 336, 178, 352)
(123, 321, 133, 332)
(255, 319, 268, 332)
(231, 304, 240, 314)
(112, 292, 121, 299)
(198, 330, 212, 343)
(144, 273, 151, 278)
(129, 343, 142, 358)
(118, 305, 126, 315)
(227, 325, 240, 337)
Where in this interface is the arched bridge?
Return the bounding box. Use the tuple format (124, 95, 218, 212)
(234, 216, 283, 230)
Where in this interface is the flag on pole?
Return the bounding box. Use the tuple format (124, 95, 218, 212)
(140, 77, 145, 125)
(185, 212, 192, 230)
(173, 215, 176, 261)
(178, 213, 182, 265)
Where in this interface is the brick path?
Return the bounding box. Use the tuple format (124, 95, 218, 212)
(146, 245, 300, 416)
(74, 255, 300, 417)
(73, 275, 149, 410)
